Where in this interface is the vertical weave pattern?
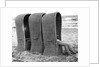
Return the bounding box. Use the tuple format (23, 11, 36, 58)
(29, 13, 45, 54)
(42, 12, 62, 55)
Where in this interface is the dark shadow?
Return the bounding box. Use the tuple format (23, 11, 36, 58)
(56, 12, 62, 40)
(23, 14, 31, 51)
(41, 13, 46, 54)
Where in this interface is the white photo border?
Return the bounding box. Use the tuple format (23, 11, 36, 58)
(0, 7, 90, 67)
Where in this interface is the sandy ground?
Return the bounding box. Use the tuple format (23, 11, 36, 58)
(12, 28, 78, 62)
